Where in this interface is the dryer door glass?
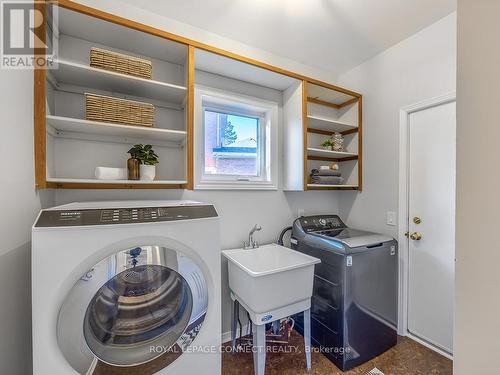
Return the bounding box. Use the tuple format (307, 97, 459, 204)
(57, 245, 208, 374)
(84, 264, 193, 366)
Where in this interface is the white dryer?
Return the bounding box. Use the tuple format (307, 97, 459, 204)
(32, 200, 221, 375)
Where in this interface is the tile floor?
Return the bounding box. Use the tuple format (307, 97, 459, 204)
(222, 330, 452, 375)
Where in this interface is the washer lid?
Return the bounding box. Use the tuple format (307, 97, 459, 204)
(314, 228, 394, 248)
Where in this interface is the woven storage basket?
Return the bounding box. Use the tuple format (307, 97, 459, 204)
(90, 47, 152, 79)
(85, 93, 155, 127)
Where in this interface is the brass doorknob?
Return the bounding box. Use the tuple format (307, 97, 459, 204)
(410, 232, 423, 241)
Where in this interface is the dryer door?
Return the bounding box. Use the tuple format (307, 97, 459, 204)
(57, 245, 208, 375)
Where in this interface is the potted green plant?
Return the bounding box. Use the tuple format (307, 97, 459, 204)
(320, 137, 336, 151)
(127, 144, 159, 180)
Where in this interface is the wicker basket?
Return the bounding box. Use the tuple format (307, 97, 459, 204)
(90, 47, 152, 79)
(85, 93, 155, 127)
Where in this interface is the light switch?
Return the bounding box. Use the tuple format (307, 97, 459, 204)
(386, 211, 397, 226)
(298, 208, 305, 217)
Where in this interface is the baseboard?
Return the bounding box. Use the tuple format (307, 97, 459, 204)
(221, 324, 250, 344)
(406, 332, 453, 360)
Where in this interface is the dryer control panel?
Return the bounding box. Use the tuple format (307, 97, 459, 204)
(298, 215, 347, 233)
(34, 205, 218, 227)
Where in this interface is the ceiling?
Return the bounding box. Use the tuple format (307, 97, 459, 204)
(117, 0, 456, 74)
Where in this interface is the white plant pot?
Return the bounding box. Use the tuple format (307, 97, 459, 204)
(140, 164, 156, 180)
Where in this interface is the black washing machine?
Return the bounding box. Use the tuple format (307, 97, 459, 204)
(291, 215, 398, 371)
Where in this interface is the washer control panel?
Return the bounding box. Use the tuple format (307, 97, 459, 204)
(298, 215, 347, 232)
(34, 205, 217, 227)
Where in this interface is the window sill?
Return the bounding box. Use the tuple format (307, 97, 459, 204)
(195, 181, 278, 191)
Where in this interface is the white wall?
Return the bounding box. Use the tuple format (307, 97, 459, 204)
(455, 1, 500, 373)
(336, 13, 457, 238)
(0, 68, 54, 374)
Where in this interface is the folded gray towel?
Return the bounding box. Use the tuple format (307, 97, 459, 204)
(311, 168, 342, 177)
(310, 176, 344, 185)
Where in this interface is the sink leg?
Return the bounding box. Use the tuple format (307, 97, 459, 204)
(252, 323, 266, 375)
(304, 308, 311, 371)
(231, 300, 239, 352)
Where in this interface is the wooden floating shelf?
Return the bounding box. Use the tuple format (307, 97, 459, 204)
(46, 178, 187, 184)
(47, 115, 187, 144)
(51, 59, 187, 104)
(307, 147, 358, 160)
(307, 115, 357, 133)
(46, 178, 187, 190)
(308, 127, 358, 137)
(307, 92, 358, 109)
(307, 184, 359, 190)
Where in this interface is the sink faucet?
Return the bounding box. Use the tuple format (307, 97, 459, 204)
(244, 224, 262, 249)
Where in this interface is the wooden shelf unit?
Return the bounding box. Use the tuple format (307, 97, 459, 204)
(36, 2, 192, 189)
(303, 81, 362, 191)
(34, 0, 361, 191)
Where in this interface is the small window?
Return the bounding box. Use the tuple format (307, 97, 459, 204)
(195, 88, 278, 190)
(204, 110, 260, 176)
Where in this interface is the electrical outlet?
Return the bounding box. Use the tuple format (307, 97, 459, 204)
(386, 211, 397, 226)
(298, 208, 305, 217)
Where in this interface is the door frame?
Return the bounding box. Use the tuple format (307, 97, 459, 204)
(397, 92, 456, 358)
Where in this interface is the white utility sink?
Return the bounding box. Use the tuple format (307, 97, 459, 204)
(223, 244, 320, 323)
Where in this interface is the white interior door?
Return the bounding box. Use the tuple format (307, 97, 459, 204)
(407, 100, 455, 354)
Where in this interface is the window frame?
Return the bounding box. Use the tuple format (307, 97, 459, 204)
(194, 86, 278, 190)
